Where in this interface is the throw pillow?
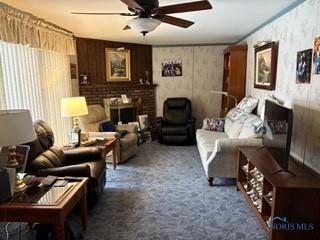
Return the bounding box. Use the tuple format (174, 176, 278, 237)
(204, 118, 225, 132)
(225, 107, 263, 139)
(243, 114, 263, 132)
(117, 129, 128, 138)
(225, 108, 244, 138)
(99, 121, 116, 132)
(237, 96, 258, 113)
(224, 118, 243, 138)
(238, 125, 263, 138)
(267, 120, 288, 134)
(230, 108, 247, 121)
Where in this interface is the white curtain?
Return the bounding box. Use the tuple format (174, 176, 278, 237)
(0, 54, 5, 109)
(0, 41, 72, 145)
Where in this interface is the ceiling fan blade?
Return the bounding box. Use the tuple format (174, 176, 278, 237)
(153, 15, 194, 28)
(158, 0, 212, 14)
(123, 25, 131, 30)
(120, 0, 144, 10)
(71, 12, 136, 16)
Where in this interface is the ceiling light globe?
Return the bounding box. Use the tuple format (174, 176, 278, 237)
(128, 18, 161, 35)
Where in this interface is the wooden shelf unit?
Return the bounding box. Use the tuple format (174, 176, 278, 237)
(237, 147, 320, 240)
(221, 45, 247, 117)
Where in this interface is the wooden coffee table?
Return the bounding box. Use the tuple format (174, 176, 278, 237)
(0, 177, 88, 240)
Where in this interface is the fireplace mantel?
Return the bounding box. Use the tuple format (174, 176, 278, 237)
(80, 84, 157, 89)
(80, 84, 156, 126)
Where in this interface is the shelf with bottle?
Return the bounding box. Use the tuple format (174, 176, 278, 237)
(237, 147, 320, 240)
(237, 151, 271, 232)
(262, 178, 273, 207)
(238, 161, 263, 213)
(246, 173, 264, 212)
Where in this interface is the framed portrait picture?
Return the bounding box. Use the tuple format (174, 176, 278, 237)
(313, 36, 320, 74)
(254, 42, 278, 90)
(161, 60, 182, 77)
(105, 48, 131, 82)
(0, 145, 30, 173)
(16, 145, 30, 173)
(296, 49, 312, 83)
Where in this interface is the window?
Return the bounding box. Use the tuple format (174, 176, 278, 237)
(0, 42, 72, 145)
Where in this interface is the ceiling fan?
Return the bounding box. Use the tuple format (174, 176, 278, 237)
(71, 0, 213, 36)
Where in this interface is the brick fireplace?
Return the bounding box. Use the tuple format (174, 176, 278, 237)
(76, 37, 155, 125)
(79, 84, 157, 126)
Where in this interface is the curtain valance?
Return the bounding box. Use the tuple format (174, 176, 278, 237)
(0, 3, 75, 55)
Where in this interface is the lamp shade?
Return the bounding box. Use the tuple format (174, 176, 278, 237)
(61, 97, 88, 117)
(0, 110, 36, 146)
(128, 17, 161, 34)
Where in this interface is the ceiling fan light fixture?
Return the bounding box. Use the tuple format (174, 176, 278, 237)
(128, 17, 161, 35)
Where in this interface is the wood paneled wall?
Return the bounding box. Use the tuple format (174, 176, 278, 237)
(76, 37, 156, 126)
(76, 37, 153, 85)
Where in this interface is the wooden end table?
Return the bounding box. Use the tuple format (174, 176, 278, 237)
(65, 136, 119, 170)
(102, 137, 118, 170)
(0, 177, 88, 240)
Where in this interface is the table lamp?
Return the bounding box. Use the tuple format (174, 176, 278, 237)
(0, 109, 36, 193)
(61, 97, 88, 147)
(211, 90, 238, 107)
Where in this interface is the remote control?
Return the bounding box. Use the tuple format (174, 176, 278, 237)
(40, 175, 57, 186)
(53, 180, 68, 187)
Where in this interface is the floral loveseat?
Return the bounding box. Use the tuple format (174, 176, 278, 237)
(196, 96, 263, 186)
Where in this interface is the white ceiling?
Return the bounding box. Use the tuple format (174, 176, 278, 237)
(2, 0, 301, 45)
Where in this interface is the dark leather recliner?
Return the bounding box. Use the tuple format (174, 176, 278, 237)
(157, 98, 196, 145)
(26, 120, 106, 206)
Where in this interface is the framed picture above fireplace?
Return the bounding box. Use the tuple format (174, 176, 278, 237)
(105, 48, 131, 82)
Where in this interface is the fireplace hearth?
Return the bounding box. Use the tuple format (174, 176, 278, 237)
(104, 98, 142, 124)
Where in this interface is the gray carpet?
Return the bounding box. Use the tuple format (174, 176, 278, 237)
(0, 142, 267, 240)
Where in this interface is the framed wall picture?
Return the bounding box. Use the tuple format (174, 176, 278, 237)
(121, 94, 129, 103)
(313, 36, 320, 74)
(161, 60, 182, 77)
(79, 73, 90, 85)
(138, 114, 149, 129)
(70, 64, 77, 79)
(106, 48, 131, 82)
(254, 42, 278, 90)
(296, 49, 312, 83)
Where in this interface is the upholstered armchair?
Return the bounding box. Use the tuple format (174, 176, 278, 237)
(157, 98, 196, 145)
(26, 120, 106, 205)
(79, 104, 138, 163)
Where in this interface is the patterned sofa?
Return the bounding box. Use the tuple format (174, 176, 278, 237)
(196, 97, 263, 186)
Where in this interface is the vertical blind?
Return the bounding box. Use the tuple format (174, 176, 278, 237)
(0, 42, 72, 145)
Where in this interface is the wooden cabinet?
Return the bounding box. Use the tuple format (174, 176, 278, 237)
(221, 45, 247, 116)
(237, 147, 320, 240)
